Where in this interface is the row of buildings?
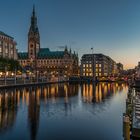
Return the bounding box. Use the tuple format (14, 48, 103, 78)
(0, 6, 123, 80)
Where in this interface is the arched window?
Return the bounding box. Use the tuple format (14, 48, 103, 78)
(30, 49, 33, 55)
(30, 44, 33, 47)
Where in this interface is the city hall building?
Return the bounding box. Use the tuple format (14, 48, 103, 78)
(18, 6, 79, 78)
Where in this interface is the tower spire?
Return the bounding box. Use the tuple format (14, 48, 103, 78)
(33, 4, 35, 17)
(29, 4, 38, 33)
(28, 5, 40, 59)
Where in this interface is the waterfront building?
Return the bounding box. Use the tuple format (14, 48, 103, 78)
(0, 31, 17, 60)
(116, 63, 123, 74)
(135, 62, 140, 79)
(18, 6, 79, 79)
(80, 53, 117, 79)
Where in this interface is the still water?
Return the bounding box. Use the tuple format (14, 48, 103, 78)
(0, 82, 128, 140)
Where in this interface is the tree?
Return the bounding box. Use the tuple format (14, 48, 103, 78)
(0, 57, 22, 72)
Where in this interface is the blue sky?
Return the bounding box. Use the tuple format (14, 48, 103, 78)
(0, 0, 140, 69)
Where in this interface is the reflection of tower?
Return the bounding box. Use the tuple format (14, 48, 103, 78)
(0, 89, 18, 132)
(28, 87, 40, 140)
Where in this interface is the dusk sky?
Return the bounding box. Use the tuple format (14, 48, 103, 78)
(0, 0, 140, 69)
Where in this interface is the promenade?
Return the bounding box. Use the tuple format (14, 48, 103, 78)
(0, 78, 68, 89)
(123, 83, 140, 139)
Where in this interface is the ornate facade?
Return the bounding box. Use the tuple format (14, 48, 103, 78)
(0, 31, 17, 60)
(18, 6, 79, 79)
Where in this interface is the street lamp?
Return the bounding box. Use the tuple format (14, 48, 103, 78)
(14, 68, 16, 85)
(36, 71, 39, 83)
(91, 47, 96, 82)
(4, 66, 7, 85)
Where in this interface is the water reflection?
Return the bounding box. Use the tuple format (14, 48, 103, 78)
(81, 82, 127, 103)
(0, 89, 18, 132)
(0, 82, 128, 140)
(28, 88, 40, 140)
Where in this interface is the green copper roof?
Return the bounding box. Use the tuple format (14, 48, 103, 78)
(39, 48, 50, 53)
(18, 52, 28, 59)
(18, 48, 65, 59)
(37, 48, 64, 59)
(18, 48, 78, 59)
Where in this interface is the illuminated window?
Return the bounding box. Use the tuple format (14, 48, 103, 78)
(86, 69, 89, 72)
(104, 73, 107, 76)
(89, 73, 92, 76)
(11, 50, 13, 55)
(5, 47, 8, 54)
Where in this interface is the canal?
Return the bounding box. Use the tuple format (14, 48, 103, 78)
(0, 82, 128, 140)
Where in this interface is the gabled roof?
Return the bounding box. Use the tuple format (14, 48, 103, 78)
(0, 31, 14, 39)
(18, 52, 28, 59)
(37, 48, 64, 59)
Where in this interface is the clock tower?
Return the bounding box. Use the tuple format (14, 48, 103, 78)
(28, 5, 40, 60)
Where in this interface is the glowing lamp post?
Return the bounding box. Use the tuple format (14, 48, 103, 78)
(4, 66, 7, 85)
(91, 47, 96, 82)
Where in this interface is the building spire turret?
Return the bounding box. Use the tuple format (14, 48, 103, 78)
(29, 5, 39, 34)
(28, 5, 40, 59)
(33, 4, 35, 17)
(69, 48, 71, 54)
